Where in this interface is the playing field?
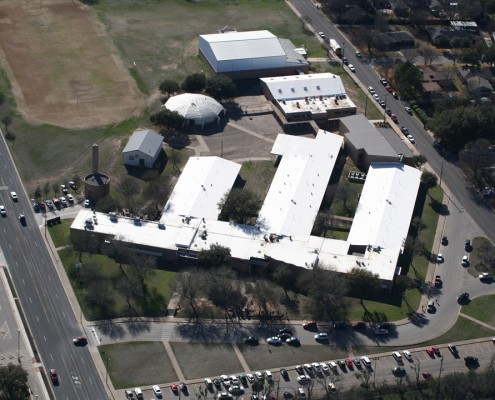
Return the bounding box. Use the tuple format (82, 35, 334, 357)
(0, 0, 143, 128)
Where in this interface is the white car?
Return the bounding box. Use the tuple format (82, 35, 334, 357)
(220, 375, 230, 387)
(318, 32, 325, 39)
(0, 205, 5, 216)
(406, 134, 415, 143)
(479, 272, 492, 282)
(462, 255, 469, 266)
(230, 375, 238, 385)
(373, 94, 380, 101)
(10, 192, 18, 201)
(402, 350, 412, 361)
(361, 356, 371, 367)
(327, 382, 336, 392)
(267, 336, 281, 345)
(328, 361, 337, 370)
(320, 362, 329, 372)
(66, 193, 74, 203)
(264, 370, 273, 382)
(60, 196, 68, 206)
(153, 385, 163, 398)
(204, 378, 213, 388)
(348, 64, 356, 72)
(368, 86, 375, 94)
(311, 362, 321, 372)
(392, 351, 402, 362)
(83, 199, 91, 208)
(246, 374, 255, 383)
(436, 254, 444, 263)
(255, 371, 263, 380)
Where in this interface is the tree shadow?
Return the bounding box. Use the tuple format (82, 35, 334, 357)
(178, 318, 222, 341)
(124, 149, 168, 180)
(125, 317, 152, 336)
(94, 320, 126, 340)
(429, 198, 450, 216)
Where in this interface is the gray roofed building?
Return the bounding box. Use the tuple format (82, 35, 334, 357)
(467, 76, 494, 97)
(123, 129, 163, 168)
(340, 114, 413, 170)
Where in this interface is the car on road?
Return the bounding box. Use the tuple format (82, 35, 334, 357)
(433, 139, 442, 147)
(50, 369, 59, 384)
(83, 199, 91, 208)
(342, 57, 349, 65)
(427, 300, 436, 313)
(244, 336, 258, 345)
(436, 253, 444, 263)
(390, 113, 398, 123)
(348, 64, 355, 72)
(153, 385, 163, 398)
(318, 32, 325, 39)
(10, 192, 18, 201)
(286, 337, 300, 345)
(406, 134, 415, 143)
(441, 236, 448, 245)
(18, 213, 26, 225)
(380, 78, 388, 85)
(462, 255, 469, 266)
(355, 51, 362, 58)
(386, 85, 393, 93)
(267, 337, 282, 345)
(0, 205, 5, 216)
(374, 328, 389, 335)
(373, 94, 380, 101)
(303, 321, 317, 330)
(379, 100, 386, 108)
(434, 276, 442, 288)
(392, 367, 406, 376)
(392, 91, 399, 99)
(73, 336, 88, 346)
(465, 239, 472, 251)
(457, 292, 470, 304)
(400, 126, 409, 134)
(448, 344, 458, 356)
(479, 272, 492, 282)
(171, 384, 179, 394)
(279, 328, 292, 335)
(385, 108, 392, 116)
(368, 86, 375, 94)
(404, 106, 413, 114)
(314, 332, 329, 341)
(352, 321, 366, 330)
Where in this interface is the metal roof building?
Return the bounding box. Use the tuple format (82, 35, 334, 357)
(198, 30, 309, 78)
(122, 129, 163, 168)
(165, 93, 226, 128)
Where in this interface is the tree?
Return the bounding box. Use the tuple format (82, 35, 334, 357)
(34, 185, 42, 200)
(205, 75, 236, 100)
(250, 280, 279, 315)
(218, 188, 262, 224)
(347, 267, 380, 304)
(0, 363, 30, 400)
(421, 170, 438, 190)
(197, 244, 231, 269)
(43, 181, 51, 198)
(173, 268, 207, 322)
(181, 72, 206, 93)
(52, 182, 60, 196)
(420, 45, 440, 66)
(393, 61, 423, 100)
(334, 182, 359, 216)
(159, 79, 180, 96)
(117, 176, 141, 199)
(72, 174, 82, 189)
(1, 115, 12, 134)
(412, 154, 427, 168)
(150, 109, 185, 130)
(459, 139, 495, 188)
(272, 267, 296, 297)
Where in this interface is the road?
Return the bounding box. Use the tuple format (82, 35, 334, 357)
(0, 134, 107, 400)
(288, 0, 495, 245)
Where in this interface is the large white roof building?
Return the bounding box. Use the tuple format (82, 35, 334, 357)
(71, 133, 420, 285)
(165, 93, 226, 127)
(198, 30, 309, 77)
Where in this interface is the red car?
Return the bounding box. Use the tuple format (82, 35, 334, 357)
(303, 321, 317, 330)
(390, 114, 398, 123)
(49, 369, 59, 384)
(171, 384, 179, 394)
(352, 322, 366, 330)
(432, 346, 441, 356)
(426, 348, 434, 357)
(345, 359, 353, 368)
(385, 85, 393, 93)
(422, 372, 433, 380)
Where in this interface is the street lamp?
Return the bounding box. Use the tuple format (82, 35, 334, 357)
(17, 329, 20, 360)
(438, 355, 444, 379)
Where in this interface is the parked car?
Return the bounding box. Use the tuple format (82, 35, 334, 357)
(83, 199, 91, 208)
(355, 51, 362, 58)
(386, 85, 393, 93)
(279, 328, 292, 335)
(380, 78, 388, 86)
(361, 356, 371, 367)
(374, 328, 389, 335)
(461, 255, 469, 266)
(441, 236, 448, 245)
(422, 372, 433, 380)
(432, 347, 441, 356)
(392, 352, 402, 362)
(353, 358, 362, 368)
(171, 384, 179, 394)
(318, 32, 325, 39)
(66, 193, 74, 203)
(402, 351, 412, 361)
(436, 253, 444, 263)
(32, 202, 40, 212)
(302, 321, 317, 330)
(373, 94, 380, 101)
(61, 184, 69, 194)
(46, 199, 54, 209)
(390, 114, 398, 123)
(392, 367, 405, 376)
(244, 336, 258, 345)
(406, 134, 415, 143)
(434, 276, 442, 288)
(327, 382, 336, 392)
(427, 300, 435, 313)
(348, 64, 355, 72)
(400, 126, 409, 134)
(479, 272, 492, 282)
(465, 239, 472, 251)
(426, 348, 434, 357)
(342, 57, 349, 65)
(280, 368, 289, 379)
(352, 321, 366, 330)
(404, 106, 413, 114)
(368, 86, 375, 94)
(314, 332, 329, 341)
(286, 337, 300, 346)
(448, 344, 458, 356)
(464, 356, 479, 365)
(153, 385, 163, 398)
(60, 197, 68, 206)
(295, 365, 304, 374)
(267, 337, 282, 345)
(345, 359, 353, 368)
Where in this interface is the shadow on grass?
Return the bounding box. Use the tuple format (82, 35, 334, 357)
(429, 197, 450, 216)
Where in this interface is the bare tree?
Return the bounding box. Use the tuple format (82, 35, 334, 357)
(117, 175, 142, 199)
(52, 183, 60, 197)
(173, 268, 207, 323)
(420, 45, 440, 66)
(402, 49, 419, 64)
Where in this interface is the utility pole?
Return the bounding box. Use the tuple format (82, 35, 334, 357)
(17, 329, 20, 360)
(106, 356, 110, 383)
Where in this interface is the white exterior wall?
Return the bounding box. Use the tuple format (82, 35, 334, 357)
(199, 36, 219, 71)
(123, 151, 155, 168)
(216, 55, 286, 73)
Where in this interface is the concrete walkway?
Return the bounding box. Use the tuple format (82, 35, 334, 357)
(460, 313, 495, 332)
(163, 342, 185, 382)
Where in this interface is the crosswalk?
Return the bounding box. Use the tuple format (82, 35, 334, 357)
(161, 324, 175, 341)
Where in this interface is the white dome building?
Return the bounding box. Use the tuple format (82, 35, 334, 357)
(165, 93, 226, 128)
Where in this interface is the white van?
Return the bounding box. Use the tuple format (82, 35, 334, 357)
(134, 388, 144, 399)
(297, 388, 306, 398)
(264, 370, 273, 382)
(393, 351, 403, 362)
(361, 356, 371, 367)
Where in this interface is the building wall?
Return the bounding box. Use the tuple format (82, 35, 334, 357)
(123, 150, 155, 168)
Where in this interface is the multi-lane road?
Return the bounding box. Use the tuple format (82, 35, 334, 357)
(0, 134, 107, 399)
(289, 0, 495, 245)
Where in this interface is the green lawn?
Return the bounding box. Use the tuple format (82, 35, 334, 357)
(47, 219, 74, 248)
(59, 248, 176, 321)
(468, 236, 495, 276)
(99, 342, 177, 389)
(417, 315, 495, 346)
(240, 160, 277, 199)
(460, 295, 495, 327)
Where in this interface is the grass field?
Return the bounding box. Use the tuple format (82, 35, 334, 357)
(99, 342, 177, 389)
(171, 342, 242, 379)
(0, 0, 142, 127)
(461, 295, 495, 327)
(239, 343, 349, 371)
(94, 0, 326, 91)
(47, 219, 74, 248)
(417, 315, 495, 347)
(239, 161, 277, 199)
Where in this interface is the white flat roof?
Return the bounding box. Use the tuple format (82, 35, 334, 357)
(200, 30, 285, 61)
(257, 131, 343, 237)
(261, 73, 346, 101)
(347, 162, 421, 250)
(161, 157, 241, 221)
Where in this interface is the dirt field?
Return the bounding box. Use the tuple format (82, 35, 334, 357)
(0, 0, 144, 128)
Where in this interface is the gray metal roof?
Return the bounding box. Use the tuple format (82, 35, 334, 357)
(123, 129, 163, 156)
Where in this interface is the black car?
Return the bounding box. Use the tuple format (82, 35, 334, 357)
(244, 336, 258, 345)
(278, 332, 291, 340)
(464, 356, 478, 365)
(465, 240, 472, 252)
(279, 328, 292, 335)
(441, 236, 448, 245)
(280, 368, 289, 379)
(457, 293, 470, 304)
(448, 344, 458, 356)
(19, 213, 26, 225)
(378, 322, 392, 330)
(239, 375, 248, 386)
(213, 379, 221, 389)
(392, 367, 406, 376)
(342, 57, 349, 65)
(283, 392, 293, 399)
(286, 337, 300, 346)
(295, 365, 304, 374)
